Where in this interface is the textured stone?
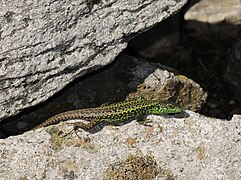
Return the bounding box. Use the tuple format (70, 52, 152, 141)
(128, 59, 207, 111)
(0, 0, 188, 121)
(184, 0, 241, 41)
(185, 0, 241, 24)
(0, 111, 240, 179)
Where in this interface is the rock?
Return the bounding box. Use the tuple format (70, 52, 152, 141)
(184, 0, 241, 41)
(185, 0, 241, 24)
(0, 0, 188, 120)
(0, 111, 240, 179)
(128, 58, 207, 111)
(0, 54, 206, 137)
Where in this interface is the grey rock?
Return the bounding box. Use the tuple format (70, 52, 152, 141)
(0, 111, 240, 179)
(184, 0, 241, 41)
(128, 58, 207, 111)
(185, 0, 241, 24)
(0, 0, 188, 121)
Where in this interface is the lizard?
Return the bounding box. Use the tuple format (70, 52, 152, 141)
(33, 97, 182, 131)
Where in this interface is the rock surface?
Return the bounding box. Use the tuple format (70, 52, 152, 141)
(0, 111, 240, 179)
(0, 0, 188, 121)
(184, 0, 241, 41)
(128, 58, 207, 111)
(185, 0, 241, 24)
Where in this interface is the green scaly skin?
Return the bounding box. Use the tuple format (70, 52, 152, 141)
(34, 97, 182, 131)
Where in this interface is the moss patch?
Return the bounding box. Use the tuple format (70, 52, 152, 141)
(104, 151, 174, 180)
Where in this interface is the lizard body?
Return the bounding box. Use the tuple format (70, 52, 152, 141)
(34, 97, 182, 130)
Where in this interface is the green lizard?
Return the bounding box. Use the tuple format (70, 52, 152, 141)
(34, 97, 182, 131)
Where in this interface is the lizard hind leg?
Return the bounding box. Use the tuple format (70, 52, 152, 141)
(59, 127, 84, 139)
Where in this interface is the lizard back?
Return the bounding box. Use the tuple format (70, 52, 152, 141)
(34, 97, 182, 129)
